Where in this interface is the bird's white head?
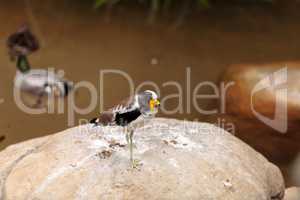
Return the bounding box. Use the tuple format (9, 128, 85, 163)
(137, 90, 160, 117)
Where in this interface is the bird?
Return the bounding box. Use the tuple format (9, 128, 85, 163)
(90, 90, 160, 168)
(7, 25, 73, 107)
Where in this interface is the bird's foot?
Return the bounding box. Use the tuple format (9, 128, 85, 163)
(128, 143, 137, 148)
(131, 159, 142, 169)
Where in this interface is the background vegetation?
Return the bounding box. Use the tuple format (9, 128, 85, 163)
(94, 0, 273, 10)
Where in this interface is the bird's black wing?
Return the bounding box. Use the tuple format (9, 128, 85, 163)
(90, 95, 137, 126)
(108, 95, 135, 114)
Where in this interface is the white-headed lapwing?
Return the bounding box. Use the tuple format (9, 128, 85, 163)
(90, 90, 160, 168)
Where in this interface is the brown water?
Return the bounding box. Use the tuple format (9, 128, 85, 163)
(1, 0, 300, 150)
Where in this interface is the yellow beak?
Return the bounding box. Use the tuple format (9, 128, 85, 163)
(150, 99, 160, 111)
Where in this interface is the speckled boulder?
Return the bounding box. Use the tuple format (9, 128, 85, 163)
(0, 118, 284, 200)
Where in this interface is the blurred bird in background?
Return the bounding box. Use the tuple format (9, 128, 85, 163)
(0, 135, 5, 143)
(7, 25, 73, 107)
(90, 90, 160, 168)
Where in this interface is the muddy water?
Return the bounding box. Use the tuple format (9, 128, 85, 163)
(0, 0, 300, 149)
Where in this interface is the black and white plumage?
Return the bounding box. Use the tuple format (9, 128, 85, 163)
(90, 90, 160, 126)
(90, 90, 160, 168)
(7, 25, 73, 107)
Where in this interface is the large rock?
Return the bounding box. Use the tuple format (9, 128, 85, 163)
(210, 63, 300, 186)
(222, 63, 300, 119)
(284, 187, 300, 200)
(0, 118, 284, 200)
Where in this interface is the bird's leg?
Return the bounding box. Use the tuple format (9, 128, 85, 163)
(125, 127, 133, 163)
(125, 127, 140, 168)
(129, 128, 134, 165)
(125, 127, 130, 145)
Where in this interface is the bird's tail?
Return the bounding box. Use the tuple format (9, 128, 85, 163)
(90, 118, 99, 126)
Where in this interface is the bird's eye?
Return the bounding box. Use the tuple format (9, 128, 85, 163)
(155, 99, 160, 107)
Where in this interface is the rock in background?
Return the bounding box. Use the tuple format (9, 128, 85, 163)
(208, 62, 300, 186)
(291, 153, 300, 186)
(284, 187, 300, 200)
(0, 118, 284, 200)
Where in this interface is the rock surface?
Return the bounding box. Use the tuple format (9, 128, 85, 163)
(284, 187, 300, 200)
(211, 63, 300, 186)
(0, 118, 284, 200)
